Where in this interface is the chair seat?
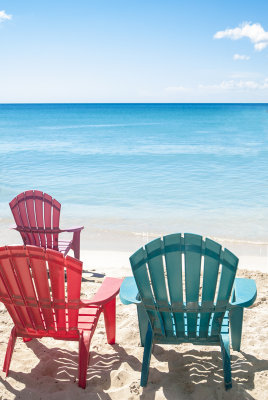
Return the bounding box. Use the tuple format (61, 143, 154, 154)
(15, 306, 103, 340)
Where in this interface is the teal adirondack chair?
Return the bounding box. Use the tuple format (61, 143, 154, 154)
(120, 233, 257, 390)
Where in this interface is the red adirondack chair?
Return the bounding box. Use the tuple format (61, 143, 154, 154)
(9, 190, 84, 259)
(0, 245, 123, 388)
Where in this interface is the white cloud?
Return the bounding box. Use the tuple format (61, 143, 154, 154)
(214, 22, 268, 51)
(233, 54, 250, 60)
(254, 42, 268, 51)
(0, 10, 12, 22)
(199, 78, 268, 91)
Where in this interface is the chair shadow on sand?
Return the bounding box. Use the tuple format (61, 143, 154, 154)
(139, 346, 268, 400)
(0, 340, 267, 399)
(0, 340, 141, 399)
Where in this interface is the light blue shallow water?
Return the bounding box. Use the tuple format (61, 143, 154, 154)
(0, 103, 268, 242)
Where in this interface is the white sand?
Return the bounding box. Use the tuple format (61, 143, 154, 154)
(0, 223, 267, 399)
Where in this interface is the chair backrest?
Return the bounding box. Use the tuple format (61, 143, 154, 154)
(9, 190, 61, 250)
(130, 233, 238, 342)
(0, 245, 82, 336)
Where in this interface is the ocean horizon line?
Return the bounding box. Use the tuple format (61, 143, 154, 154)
(0, 102, 268, 105)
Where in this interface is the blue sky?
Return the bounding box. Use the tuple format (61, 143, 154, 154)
(0, 0, 268, 102)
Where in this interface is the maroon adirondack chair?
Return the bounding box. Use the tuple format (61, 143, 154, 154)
(9, 190, 83, 259)
(0, 245, 123, 388)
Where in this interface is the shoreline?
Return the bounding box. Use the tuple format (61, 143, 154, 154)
(1, 217, 267, 273)
(80, 245, 268, 277)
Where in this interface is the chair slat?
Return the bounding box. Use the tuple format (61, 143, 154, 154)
(9, 197, 28, 245)
(47, 250, 66, 331)
(29, 247, 55, 330)
(17, 192, 34, 245)
(66, 255, 82, 330)
(25, 193, 39, 246)
(145, 239, 174, 336)
(199, 238, 221, 338)
(163, 234, 185, 337)
(130, 248, 163, 335)
(34, 190, 46, 248)
(44, 193, 53, 249)
(211, 248, 238, 335)
(184, 234, 202, 338)
(52, 198, 61, 250)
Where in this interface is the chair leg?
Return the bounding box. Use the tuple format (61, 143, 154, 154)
(220, 333, 232, 390)
(3, 327, 17, 376)
(230, 307, 244, 351)
(140, 322, 153, 387)
(72, 231, 81, 260)
(137, 304, 149, 347)
(103, 298, 116, 344)
(78, 330, 91, 389)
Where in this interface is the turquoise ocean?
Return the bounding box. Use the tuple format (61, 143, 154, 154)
(0, 103, 268, 251)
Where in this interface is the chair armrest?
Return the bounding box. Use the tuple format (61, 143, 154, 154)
(60, 226, 84, 233)
(80, 277, 123, 307)
(10, 226, 62, 234)
(119, 277, 141, 305)
(9, 225, 84, 234)
(230, 278, 257, 308)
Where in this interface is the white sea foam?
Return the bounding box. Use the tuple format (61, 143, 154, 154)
(0, 141, 73, 153)
(39, 122, 161, 130)
(0, 142, 263, 156)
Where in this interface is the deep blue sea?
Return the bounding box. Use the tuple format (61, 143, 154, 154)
(0, 103, 268, 244)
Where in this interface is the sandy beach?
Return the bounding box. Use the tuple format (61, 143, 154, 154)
(1, 0, 268, 397)
(0, 222, 267, 400)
